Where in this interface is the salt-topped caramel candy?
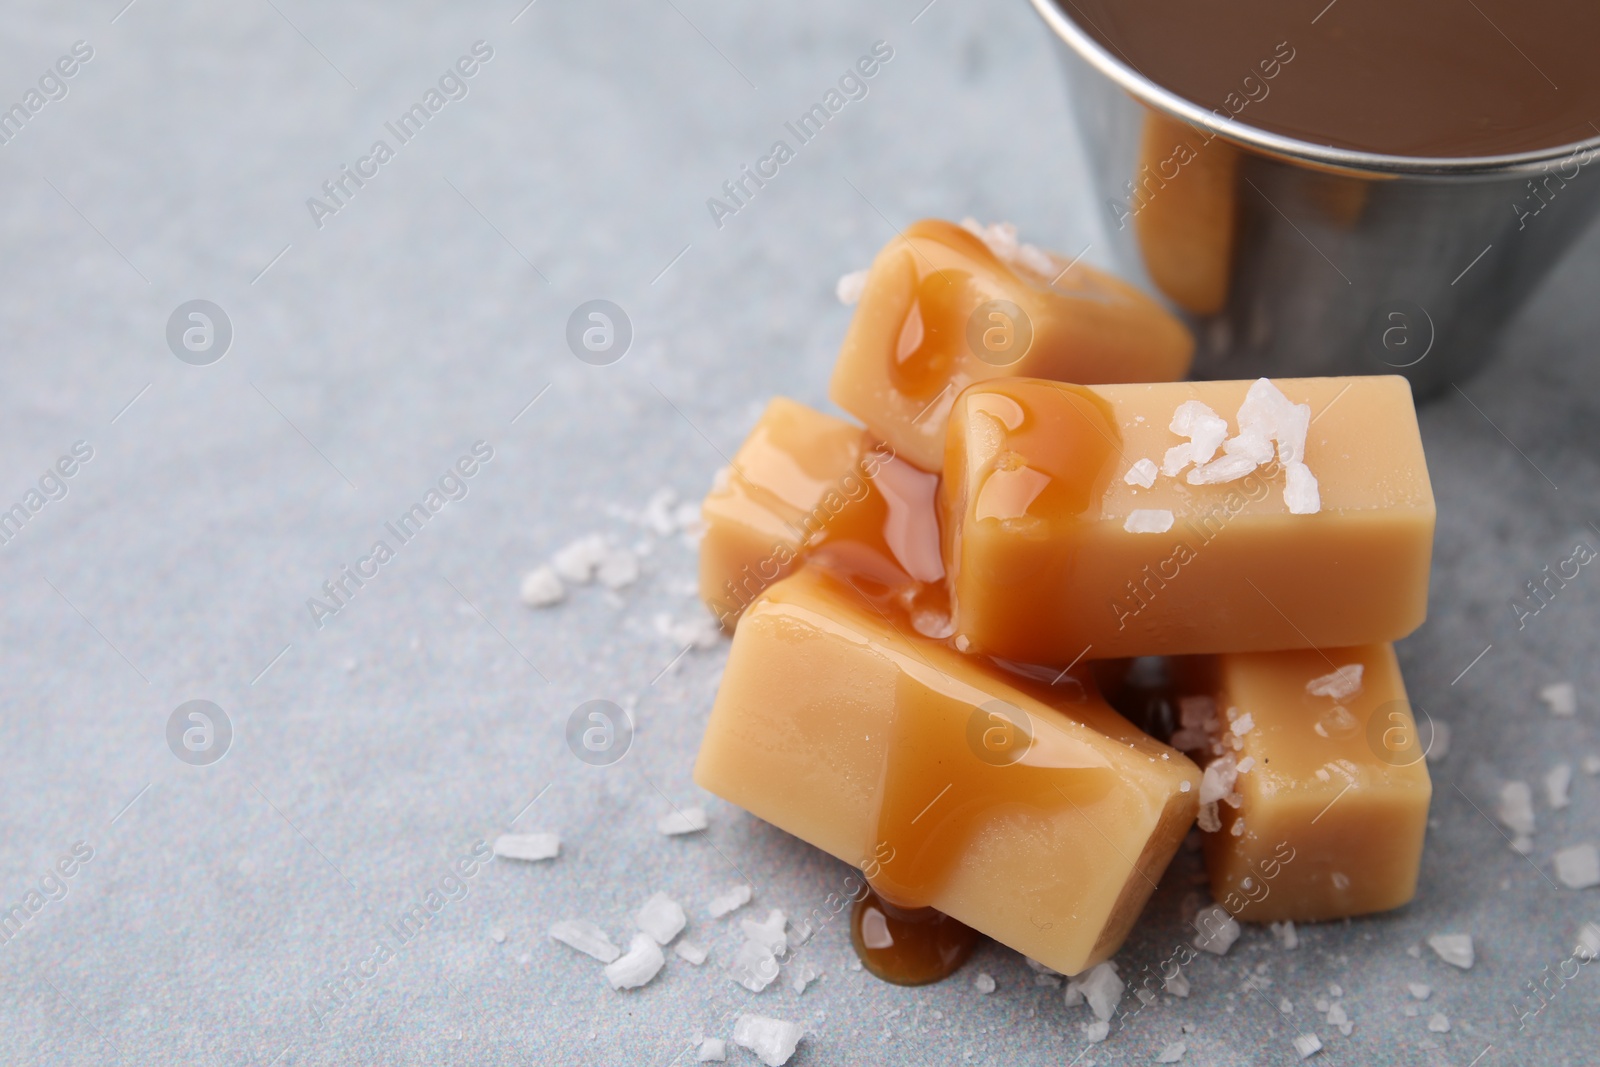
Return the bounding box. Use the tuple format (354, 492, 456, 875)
(698, 398, 944, 630)
(1176, 644, 1432, 922)
(943, 376, 1434, 663)
(692, 565, 1201, 976)
(830, 219, 1193, 472)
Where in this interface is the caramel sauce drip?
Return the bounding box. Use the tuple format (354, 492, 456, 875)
(851, 886, 980, 986)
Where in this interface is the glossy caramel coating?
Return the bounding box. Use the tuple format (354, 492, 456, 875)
(830, 219, 1193, 472)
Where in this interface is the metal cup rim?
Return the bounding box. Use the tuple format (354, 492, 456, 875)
(1028, 0, 1600, 178)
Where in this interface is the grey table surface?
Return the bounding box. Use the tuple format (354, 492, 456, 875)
(0, 1, 1597, 1064)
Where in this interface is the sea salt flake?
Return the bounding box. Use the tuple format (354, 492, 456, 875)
(697, 1036, 727, 1062)
(1283, 462, 1321, 514)
(549, 919, 620, 963)
(1545, 764, 1573, 810)
(1223, 428, 1275, 465)
(1199, 756, 1240, 807)
(1427, 933, 1474, 969)
(1124, 458, 1159, 487)
(1292, 1033, 1323, 1059)
(1553, 843, 1600, 888)
(709, 883, 753, 918)
(974, 972, 996, 994)
(1125, 509, 1175, 534)
(1540, 681, 1577, 717)
(1194, 903, 1242, 956)
(1187, 452, 1260, 485)
(494, 833, 560, 861)
(519, 566, 565, 607)
(741, 910, 789, 954)
(596, 547, 640, 589)
(728, 939, 779, 992)
(675, 940, 708, 965)
(1497, 781, 1536, 835)
(1170, 401, 1229, 465)
(635, 893, 687, 945)
(604, 933, 665, 989)
(1425, 720, 1451, 762)
(1427, 1012, 1450, 1033)
(1306, 664, 1363, 701)
(1067, 961, 1124, 1021)
(551, 534, 608, 584)
(1574, 921, 1600, 959)
(658, 807, 708, 835)
(1156, 1040, 1187, 1063)
(835, 269, 868, 306)
(732, 1013, 803, 1066)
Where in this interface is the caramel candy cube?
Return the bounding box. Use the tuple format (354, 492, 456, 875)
(698, 398, 946, 630)
(943, 376, 1434, 663)
(1184, 645, 1432, 922)
(830, 219, 1193, 472)
(693, 566, 1201, 975)
(1132, 112, 1240, 316)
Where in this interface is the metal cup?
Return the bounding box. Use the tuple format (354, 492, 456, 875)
(1028, 0, 1600, 397)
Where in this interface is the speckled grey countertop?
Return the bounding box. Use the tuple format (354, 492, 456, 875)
(0, 1, 1596, 1064)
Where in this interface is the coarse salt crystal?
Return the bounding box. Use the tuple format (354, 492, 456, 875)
(494, 833, 560, 862)
(1271, 921, 1298, 950)
(1125, 509, 1175, 534)
(1199, 755, 1240, 807)
(491, 928, 506, 943)
(1292, 1033, 1323, 1059)
(1539, 682, 1577, 717)
(835, 269, 868, 306)
(1427, 934, 1474, 969)
(1035, 973, 1062, 988)
(519, 566, 565, 607)
(1553, 843, 1600, 889)
(1236, 756, 1256, 773)
(1170, 401, 1229, 464)
(1575, 921, 1600, 959)
(1326, 1004, 1348, 1026)
(697, 1037, 727, 1062)
(1164, 969, 1191, 997)
(1156, 1040, 1187, 1063)
(974, 972, 996, 994)
(656, 611, 723, 650)
(708, 883, 753, 918)
(1283, 462, 1320, 514)
(675, 940, 708, 965)
(658, 807, 709, 835)
(1193, 903, 1241, 956)
(1305, 664, 1363, 701)
(741, 910, 789, 954)
(1497, 781, 1536, 836)
(1407, 982, 1431, 999)
(635, 893, 687, 945)
(1081, 962, 1124, 1021)
(1427, 1012, 1450, 1033)
(787, 959, 820, 994)
(1179, 780, 1192, 793)
(551, 534, 608, 584)
(1425, 720, 1451, 762)
(604, 933, 666, 990)
(732, 1013, 803, 1066)
(1187, 452, 1260, 485)
(1223, 428, 1276, 465)
(549, 919, 621, 963)
(1280, 998, 1294, 1014)
(727, 939, 779, 992)
(1197, 801, 1221, 833)
(1082, 1019, 1110, 1043)
(1124, 458, 1158, 488)
(1162, 442, 1194, 477)
(596, 547, 640, 589)
(1545, 764, 1573, 810)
